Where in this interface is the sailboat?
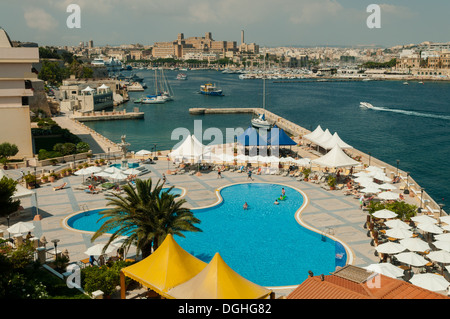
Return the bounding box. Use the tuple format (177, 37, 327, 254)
(251, 57, 271, 129)
(159, 69, 175, 101)
(142, 69, 167, 104)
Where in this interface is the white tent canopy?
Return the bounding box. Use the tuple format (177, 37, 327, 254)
(311, 145, 360, 168)
(169, 135, 211, 163)
(303, 125, 324, 143)
(320, 132, 353, 150)
(311, 128, 333, 147)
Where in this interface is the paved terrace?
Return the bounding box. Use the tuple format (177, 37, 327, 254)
(0, 155, 428, 298)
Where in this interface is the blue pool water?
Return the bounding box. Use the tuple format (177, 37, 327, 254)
(67, 187, 183, 234)
(67, 183, 344, 287)
(177, 183, 342, 287)
(110, 162, 140, 169)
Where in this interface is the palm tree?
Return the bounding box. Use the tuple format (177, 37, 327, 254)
(91, 178, 201, 258)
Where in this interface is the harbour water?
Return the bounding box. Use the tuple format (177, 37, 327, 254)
(83, 69, 450, 208)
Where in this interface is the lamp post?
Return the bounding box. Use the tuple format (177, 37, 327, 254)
(368, 152, 371, 166)
(420, 188, 424, 209)
(51, 239, 60, 260)
(396, 159, 399, 176)
(107, 147, 110, 163)
(439, 204, 445, 220)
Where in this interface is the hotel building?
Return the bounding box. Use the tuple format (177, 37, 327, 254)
(0, 28, 39, 159)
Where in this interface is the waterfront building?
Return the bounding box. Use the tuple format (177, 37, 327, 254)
(59, 79, 116, 113)
(0, 28, 39, 159)
(152, 32, 239, 59)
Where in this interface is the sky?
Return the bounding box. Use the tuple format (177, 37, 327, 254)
(1, 0, 450, 48)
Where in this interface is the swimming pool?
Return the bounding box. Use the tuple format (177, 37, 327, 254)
(110, 162, 140, 169)
(65, 183, 347, 287)
(177, 183, 346, 287)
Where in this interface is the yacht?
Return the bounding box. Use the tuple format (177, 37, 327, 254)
(360, 102, 374, 109)
(199, 83, 224, 96)
(142, 96, 166, 104)
(251, 113, 271, 129)
(127, 82, 144, 92)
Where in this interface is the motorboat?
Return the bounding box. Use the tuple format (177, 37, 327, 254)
(127, 82, 144, 92)
(360, 102, 374, 109)
(142, 96, 166, 104)
(176, 73, 187, 80)
(251, 113, 271, 129)
(199, 83, 224, 96)
(403, 81, 409, 85)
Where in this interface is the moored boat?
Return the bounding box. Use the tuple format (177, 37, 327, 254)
(199, 83, 224, 96)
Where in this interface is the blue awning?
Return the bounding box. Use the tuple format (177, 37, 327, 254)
(267, 125, 297, 146)
(236, 126, 268, 146)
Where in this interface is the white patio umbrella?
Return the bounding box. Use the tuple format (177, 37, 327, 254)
(371, 172, 392, 182)
(74, 168, 91, 176)
(379, 183, 397, 190)
(372, 209, 398, 219)
(135, 149, 152, 156)
(123, 168, 141, 175)
(366, 166, 384, 174)
(409, 273, 450, 292)
(104, 166, 124, 174)
(353, 171, 372, 177)
(433, 241, 450, 252)
(358, 180, 379, 188)
(84, 243, 115, 256)
(364, 263, 405, 279)
(385, 219, 411, 230)
(109, 171, 128, 181)
(441, 224, 450, 232)
(94, 171, 112, 178)
(378, 191, 400, 201)
(385, 228, 414, 239)
(427, 250, 450, 264)
(399, 237, 430, 252)
(435, 233, 450, 242)
(375, 242, 406, 254)
(7, 221, 35, 234)
(439, 216, 450, 224)
(394, 252, 428, 267)
(411, 215, 438, 224)
(360, 185, 381, 194)
(417, 223, 443, 234)
(354, 176, 373, 184)
(85, 166, 103, 174)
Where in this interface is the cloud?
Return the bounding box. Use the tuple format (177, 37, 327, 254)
(379, 4, 416, 19)
(288, 0, 344, 25)
(24, 7, 58, 31)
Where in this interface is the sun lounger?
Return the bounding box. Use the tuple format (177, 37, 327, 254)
(84, 188, 99, 194)
(53, 182, 67, 191)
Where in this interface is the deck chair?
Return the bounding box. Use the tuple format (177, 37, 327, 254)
(53, 182, 67, 191)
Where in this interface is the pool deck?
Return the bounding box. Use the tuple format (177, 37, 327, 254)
(2, 157, 422, 298)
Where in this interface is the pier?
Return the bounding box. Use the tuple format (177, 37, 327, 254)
(70, 108, 144, 122)
(189, 107, 447, 217)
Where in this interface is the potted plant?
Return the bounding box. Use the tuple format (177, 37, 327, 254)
(302, 168, 311, 181)
(66, 168, 73, 176)
(49, 173, 57, 183)
(327, 176, 337, 190)
(24, 173, 36, 189)
(59, 169, 66, 178)
(94, 160, 100, 166)
(41, 175, 48, 183)
(99, 158, 105, 166)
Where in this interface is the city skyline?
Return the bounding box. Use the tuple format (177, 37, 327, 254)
(1, 0, 450, 48)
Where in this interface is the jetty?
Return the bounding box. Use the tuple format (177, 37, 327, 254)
(189, 107, 446, 217)
(70, 108, 144, 122)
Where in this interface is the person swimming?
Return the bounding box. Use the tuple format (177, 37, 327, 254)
(243, 202, 248, 210)
(274, 199, 279, 205)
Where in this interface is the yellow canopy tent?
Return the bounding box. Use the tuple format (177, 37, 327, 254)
(167, 252, 274, 299)
(120, 234, 207, 299)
